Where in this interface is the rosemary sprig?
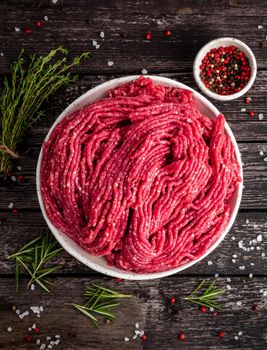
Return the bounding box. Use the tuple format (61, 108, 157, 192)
(71, 285, 132, 328)
(0, 47, 90, 174)
(184, 279, 225, 310)
(8, 234, 63, 292)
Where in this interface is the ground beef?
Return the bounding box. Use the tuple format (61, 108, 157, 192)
(40, 77, 241, 273)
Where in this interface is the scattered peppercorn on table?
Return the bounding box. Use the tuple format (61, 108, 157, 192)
(0, 1, 266, 350)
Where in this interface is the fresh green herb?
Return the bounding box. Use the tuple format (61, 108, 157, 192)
(71, 285, 132, 328)
(0, 47, 90, 174)
(184, 279, 225, 310)
(8, 234, 63, 292)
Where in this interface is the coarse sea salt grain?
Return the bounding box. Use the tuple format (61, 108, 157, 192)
(249, 273, 253, 278)
(258, 25, 263, 29)
(227, 277, 231, 282)
(250, 262, 255, 266)
(232, 259, 236, 263)
(263, 291, 267, 297)
(132, 335, 137, 339)
(236, 301, 242, 306)
(259, 113, 264, 120)
(238, 331, 243, 336)
(15, 309, 20, 315)
(257, 234, 262, 242)
(108, 61, 114, 67)
(135, 323, 139, 329)
(262, 252, 266, 258)
(95, 44, 100, 49)
(141, 68, 148, 75)
(235, 336, 239, 340)
(239, 265, 245, 270)
(31, 284, 35, 291)
(0, 52, 4, 56)
(46, 336, 51, 341)
(8, 202, 14, 209)
(207, 260, 213, 265)
(44, 15, 49, 21)
(40, 344, 46, 350)
(241, 108, 246, 112)
(17, 165, 22, 171)
(259, 151, 264, 156)
(124, 337, 129, 342)
(15, 27, 20, 32)
(52, 0, 58, 4)
(226, 285, 231, 290)
(36, 339, 41, 345)
(232, 236, 236, 240)
(55, 335, 60, 339)
(100, 31, 105, 38)
(215, 273, 219, 278)
(246, 219, 250, 224)
(11, 176, 16, 182)
(7, 327, 12, 332)
(264, 157, 267, 162)
(92, 40, 97, 47)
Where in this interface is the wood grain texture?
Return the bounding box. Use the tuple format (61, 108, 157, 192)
(0, 211, 266, 276)
(0, 276, 266, 350)
(0, 1, 267, 74)
(1, 143, 267, 210)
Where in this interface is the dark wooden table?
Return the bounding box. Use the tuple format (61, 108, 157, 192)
(0, 1, 266, 349)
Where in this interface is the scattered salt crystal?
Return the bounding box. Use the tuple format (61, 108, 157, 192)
(50, 341, 55, 346)
(55, 339, 60, 345)
(259, 289, 263, 293)
(31, 284, 35, 291)
(239, 265, 245, 270)
(256, 246, 261, 250)
(141, 68, 148, 75)
(258, 25, 263, 29)
(263, 157, 267, 162)
(44, 16, 49, 21)
(40, 344, 46, 350)
(263, 291, 267, 297)
(15, 27, 20, 32)
(32, 323, 36, 329)
(251, 246, 255, 250)
(8, 202, 14, 209)
(236, 301, 242, 306)
(19, 310, 29, 319)
(226, 285, 231, 290)
(48, 345, 52, 349)
(28, 327, 32, 331)
(107, 61, 114, 67)
(135, 323, 139, 329)
(259, 151, 264, 156)
(257, 234, 262, 242)
(0, 52, 3, 56)
(132, 335, 137, 339)
(36, 339, 41, 345)
(235, 336, 239, 340)
(238, 331, 243, 336)
(55, 335, 60, 339)
(7, 327, 12, 332)
(52, 0, 58, 4)
(134, 330, 140, 335)
(215, 273, 219, 278)
(249, 273, 253, 278)
(250, 262, 255, 266)
(241, 108, 246, 112)
(210, 307, 214, 311)
(46, 336, 51, 341)
(261, 252, 265, 258)
(139, 330, 145, 336)
(232, 259, 236, 263)
(15, 309, 20, 314)
(232, 236, 236, 240)
(100, 31, 105, 39)
(92, 40, 97, 47)
(207, 260, 213, 265)
(12, 306, 16, 311)
(17, 166, 22, 171)
(246, 219, 250, 224)
(227, 277, 231, 282)
(95, 44, 100, 49)
(232, 254, 237, 258)
(124, 337, 129, 342)
(259, 113, 264, 120)
(40, 306, 44, 311)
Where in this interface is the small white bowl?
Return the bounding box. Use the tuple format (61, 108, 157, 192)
(36, 75, 243, 280)
(193, 37, 257, 101)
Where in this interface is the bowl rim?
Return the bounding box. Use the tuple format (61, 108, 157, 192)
(193, 37, 257, 101)
(36, 75, 243, 280)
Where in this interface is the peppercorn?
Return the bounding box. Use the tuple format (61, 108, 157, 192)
(218, 331, 225, 338)
(170, 297, 176, 304)
(178, 332, 185, 341)
(145, 33, 152, 40)
(200, 306, 207, 313)
(165, 30, 171, 37)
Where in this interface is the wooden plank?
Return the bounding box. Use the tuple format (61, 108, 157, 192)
(1, 211, 266, 276)
(1, 143, 267, 210)
(0, 3, 266, 74)
(3, 71, 267, 141)
(0, 276, 266, 350)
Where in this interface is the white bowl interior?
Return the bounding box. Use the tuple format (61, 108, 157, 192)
(36, 75, 243, 280)
(193, 37, 257, 101)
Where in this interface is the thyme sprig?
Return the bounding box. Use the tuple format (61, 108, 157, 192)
(0, 47, 90, 173)
(8, 234, 63, 292)
(184, 279, 225, 310)
(71, 285, 132, 328)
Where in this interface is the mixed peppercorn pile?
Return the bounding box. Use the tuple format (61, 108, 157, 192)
(199, 45, 251, 95)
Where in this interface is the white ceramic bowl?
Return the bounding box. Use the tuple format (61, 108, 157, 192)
(193, 37, 257, 101)
(36, 75, 243, 280)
